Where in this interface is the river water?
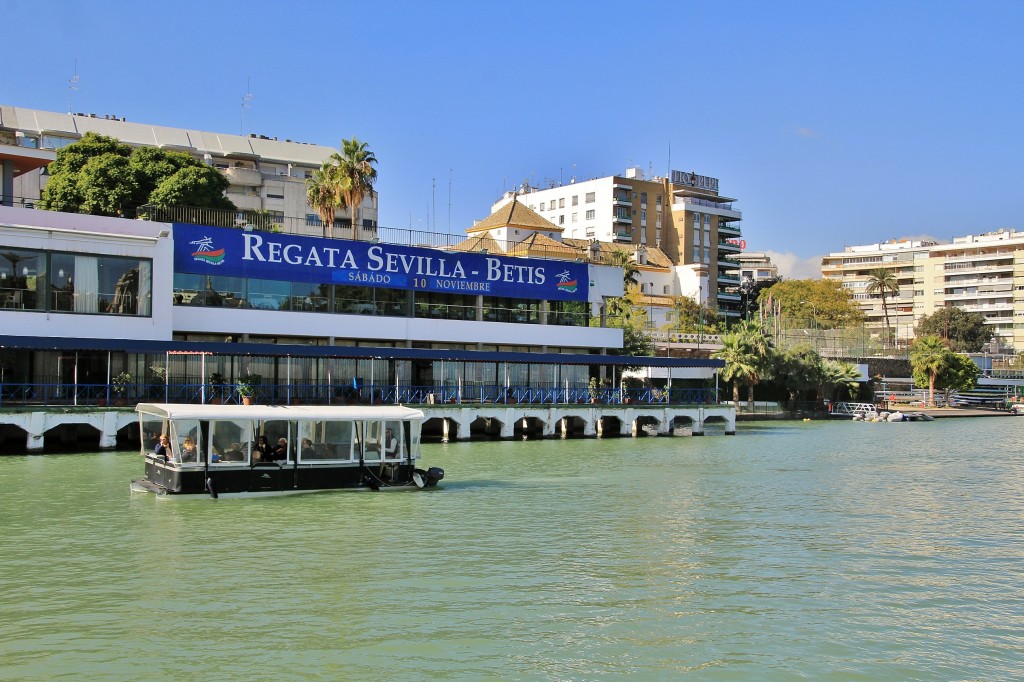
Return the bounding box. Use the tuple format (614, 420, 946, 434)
(1, 418, 1022, 681)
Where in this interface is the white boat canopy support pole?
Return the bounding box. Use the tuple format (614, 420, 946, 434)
(201, 353, 207, 404)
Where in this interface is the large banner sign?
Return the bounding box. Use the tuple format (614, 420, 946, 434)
(173, 223, 588, 301)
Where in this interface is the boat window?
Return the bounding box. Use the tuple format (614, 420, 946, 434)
(261, 420, 291, 462)
(140, 416, 164, 456)
(209, 419, 251, 465)
(363, 420, 383, 462)
(299, 420, 355, 462)
(409, 421, 421, 462)
(383, 420, 403, 460)
(170, 420, 202, 466)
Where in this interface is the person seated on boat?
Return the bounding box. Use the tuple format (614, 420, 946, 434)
(300, 437, 316, 459)
(153, 434, 172, 460)
(384, 428, 399, 459)
(180, 437, 198, 463)
(254, 435, 272, 461)
(223, 442, 244, 461)
(273, 437, 289, 460)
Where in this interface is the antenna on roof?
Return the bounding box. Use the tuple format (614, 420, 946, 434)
(241, 77, 253, 135)
(67, 59, 80, 114)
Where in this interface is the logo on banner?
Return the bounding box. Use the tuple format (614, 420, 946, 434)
(554, 270, 577, 293)
(190, 236, 225, 265)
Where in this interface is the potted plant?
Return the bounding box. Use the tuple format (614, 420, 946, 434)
(237, 374, 261, 405)
(210, 372, 227, 404)
(112, 372, 133, 406)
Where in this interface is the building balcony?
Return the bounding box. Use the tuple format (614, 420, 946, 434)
(224, 166, 262, 186)
(717, 241, 741, 253)
(717, 291, 741, 301)
(613, 231, 632, 242)
(613, 214, 632, 224)
(225, 193, 262, 211)
(718, 222, 742, 237)
(717, 273, 741, 286)
(612, 197, 631, 207)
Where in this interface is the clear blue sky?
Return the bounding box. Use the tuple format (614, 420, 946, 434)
(6, 0, 1023, 277)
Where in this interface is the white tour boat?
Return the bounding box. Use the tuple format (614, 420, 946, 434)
(131, 403, 444, 497)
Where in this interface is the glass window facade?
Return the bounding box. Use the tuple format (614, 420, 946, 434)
(0, 246, 152, 316)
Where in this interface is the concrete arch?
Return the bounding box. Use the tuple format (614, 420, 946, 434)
(513, 416, 546, 440)
(469, 416, 505, 440)
(634, 415, 662, 437)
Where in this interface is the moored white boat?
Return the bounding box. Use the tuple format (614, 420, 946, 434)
(131, 403, 443, 497)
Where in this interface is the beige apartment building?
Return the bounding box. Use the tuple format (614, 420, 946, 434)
(0, 105, 377, 236)
(489, 167, 743, 319)
(822, 230, 1024, 350)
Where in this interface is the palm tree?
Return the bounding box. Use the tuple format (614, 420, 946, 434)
(334, 137, 377, 240)
(734, 320, 773, 409)
(713, 331, 757, 409)
(865, 268, 900, 347)
(821, 360, 861, 403)
(608, 250, 641, 287)
(910, 336, 950, 407)
(306, 161, 342, 238)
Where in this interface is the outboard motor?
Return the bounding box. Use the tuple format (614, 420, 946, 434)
(425, 467, 445, 487)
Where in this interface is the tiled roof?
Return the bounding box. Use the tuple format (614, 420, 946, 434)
(468, 197, 561, 233)
(505, 232, 581, 260)
(448, 233, 505, 254)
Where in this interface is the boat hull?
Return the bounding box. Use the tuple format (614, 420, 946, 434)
(132, 457, 439, 497)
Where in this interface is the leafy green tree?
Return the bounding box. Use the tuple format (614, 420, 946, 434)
(910, 335, 951, 407)
(149, 166, 233, 210)
(758, 278, 864, 329)
(865, 268, 900, 343)
(915, 306, 993, 353)
(334, 137, 377, 240)
(739, 275, 781, 321)
(40, 132, 235, 217)
(663, 295, 721, 334)
(604, 284, 653, 362)
(925, 352, 978, 407)
(773, 344, 823, 408)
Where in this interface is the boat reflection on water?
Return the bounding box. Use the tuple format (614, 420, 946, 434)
(131, 403, 444, 498)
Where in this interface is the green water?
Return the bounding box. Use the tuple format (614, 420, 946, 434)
(1, 418, 1022, 681)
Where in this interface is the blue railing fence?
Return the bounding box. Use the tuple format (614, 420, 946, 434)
(0, 381, 719, 408)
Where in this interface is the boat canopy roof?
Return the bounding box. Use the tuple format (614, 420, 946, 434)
(136, 403, 425, 422)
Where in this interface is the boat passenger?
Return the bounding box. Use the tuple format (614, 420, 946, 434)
(181, 437, 198, 463)
(254, 435, 272, 461)
(223, 442, 244, 461)
(153, 434, 171, 459)
(300, 437, 316, 459)
(384, 429, 399, 458)
(273, 438, 288, 460)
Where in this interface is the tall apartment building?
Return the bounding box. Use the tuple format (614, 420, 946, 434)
(822, 230, 1024, 350)
(0, 105, 377, 235)
(489, 167, 743, 318)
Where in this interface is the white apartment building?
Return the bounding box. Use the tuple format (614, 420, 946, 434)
(465, 198, 708, 332)
(822, 230, 1024, 349)
(0, 105, 377, 235)
(732, 251, 779, 283)
(488, 166, 743, 318)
